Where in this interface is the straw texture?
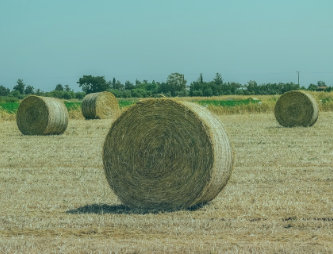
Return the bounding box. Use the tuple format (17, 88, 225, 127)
(274, 90, 318, 127)
(81, 91, 120, 119)
(103, 99, 234, 212)
(16, 96, 68, 135)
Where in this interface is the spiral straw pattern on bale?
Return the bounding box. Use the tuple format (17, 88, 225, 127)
(274, 90, 318, 127)
(16, 95, 68, 135)
(103, 99, 234, 212)
(81, 91, 120, 119)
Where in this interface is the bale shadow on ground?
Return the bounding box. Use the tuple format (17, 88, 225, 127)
(265, 126, 283, 129)
(66, 204, 135, 215)
(66, 203, 205, 215)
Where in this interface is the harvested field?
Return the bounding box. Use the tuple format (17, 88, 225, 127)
(0, 113, 333, 253)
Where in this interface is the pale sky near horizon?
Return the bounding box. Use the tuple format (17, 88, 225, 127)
(1, 0, 332, 92)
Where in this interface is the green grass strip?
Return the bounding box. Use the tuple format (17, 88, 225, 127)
(63, 101, 81, 111)
(0, 99, 138, 115)
(196, 99, 260, 107)
(117, 99, 138, 108)
(0, 102, 20, 114)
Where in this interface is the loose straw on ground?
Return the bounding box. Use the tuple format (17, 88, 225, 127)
(103, 99, 234, 212)
(81, 91, 120, 119)
(274, 90, 318, 127)
(16, 95, 68, 135)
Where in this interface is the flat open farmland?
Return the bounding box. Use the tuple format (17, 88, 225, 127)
(1, 113, 333, 253)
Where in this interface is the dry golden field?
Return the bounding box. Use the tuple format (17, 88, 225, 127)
(1, 111, 333, 253)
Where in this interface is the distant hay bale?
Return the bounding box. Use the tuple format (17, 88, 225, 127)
(17, 95, 68, 135)
(247, 97, 259, 101)
(274, 90, 318, 127)
(81, 91, 120, 119)
(103, 99, 234, 212)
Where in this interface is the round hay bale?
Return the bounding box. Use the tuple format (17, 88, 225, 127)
(81, 91, 120, 119)
(103, 99, 234, 212)
(274, 90, 318, 127)
(17, 95, 68, 135)
(247, 97, 259, 101)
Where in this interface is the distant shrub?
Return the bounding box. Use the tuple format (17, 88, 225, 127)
(75, 92, 86, 100)
(107, 89, 123, 98)
(0, 96, 19, 103)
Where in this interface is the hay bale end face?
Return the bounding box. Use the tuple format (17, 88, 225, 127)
(274, 90, 318, 127)
(16, 96, 68, 135)
(103, 99, 234, 212)
(81, 91, 120, 119)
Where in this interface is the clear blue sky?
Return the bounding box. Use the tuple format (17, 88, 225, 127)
(1, 0, 332, 92)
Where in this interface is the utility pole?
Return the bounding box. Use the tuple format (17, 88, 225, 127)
(297, 71, 300, 86)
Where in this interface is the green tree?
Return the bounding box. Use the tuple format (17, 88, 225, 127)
(35, 89, 44, 95)
(125, 81, 135, 90)
(166, 73, 187, 96)
(122, 90, 132, 98)
(203, 87, 213, 96)
(131, 88, 147, 98)
(24, 85, 35, 94)
(245, 80, 258, 95)
(75, 92, 86, 100)
(213, 73, 223, 85)
(114, 80, 124, 90)
(63, 91, 75, 99)
(307, 83, 318, 91)
(64, 85, 72, 92)
(192, 89, 203, 96)
(55, 84, 64, 91)
(0, 85, 10, 96)
(13, 79, 25, 94)
(317, 81, 326, 87)
(145, 81, 159, 94)
(112, 78, 116, 88)
(107, 89, 123, 98)
(198, 73, 203, 83)
(77, 75, 109, 94)
(229, 82, 242, 94)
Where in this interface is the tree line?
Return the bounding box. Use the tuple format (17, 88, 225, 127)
(0, 73, 331, 101)
(0, 79, 85, 102)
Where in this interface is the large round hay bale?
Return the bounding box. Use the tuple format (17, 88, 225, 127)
(103, 99, 234, 212)
(17, 95, 68, 135)
(81, 91, 120, 119)
(274, 90, 318, 127)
